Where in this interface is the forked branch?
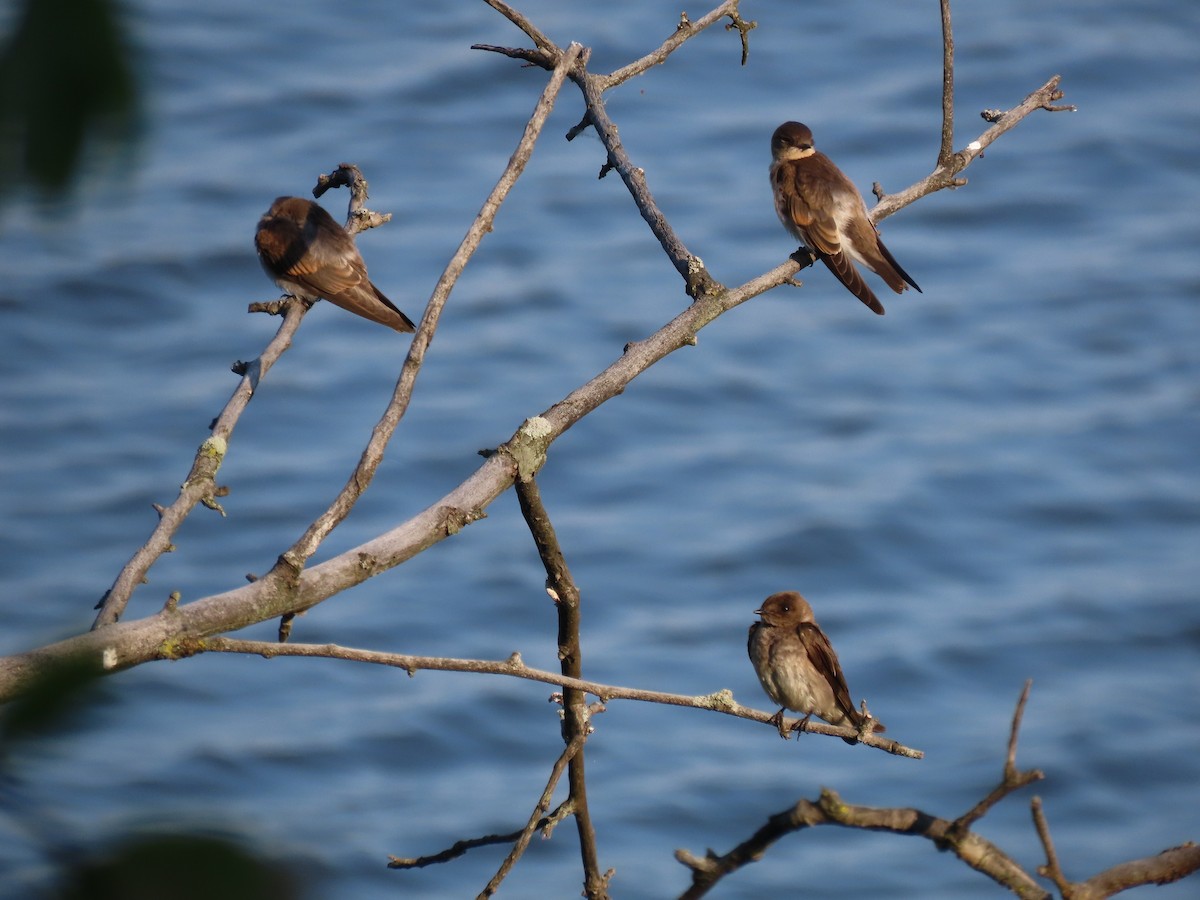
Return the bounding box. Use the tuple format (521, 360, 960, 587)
(676, 683, 1198, 899)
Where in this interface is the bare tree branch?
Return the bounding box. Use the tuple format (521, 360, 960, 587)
(193, 636, 922, 757)
(263, 40, 586, 597)
(89, 40, 581, 632)
(312, 163, 391, 234)
(478, 735, 585, 898)
(386, 740, 585, 892)
(676, 683, 1045, 897)
(598, 2, 747, 90)
(4, 3, 1070, 722)
(948, 680, 1043, 836)
(570, 63, 720, 301)
(677, 680, 1199, 898)
(1034, 798, 1200, 899)
(481, 0, 558, 57)
(1033, 795, 1070, 895)
(938, 0, 955, 168)
(675, 784, 1051, 900)
(91, 299, 309, 628)
(1074, 843, 1200, 899)
(477, 0, 748, 90)
(515, 477, 609, 898)
(872, 74, 1075, 220)
(12, 4, 1191, 899)
(388, 801, 573, 870)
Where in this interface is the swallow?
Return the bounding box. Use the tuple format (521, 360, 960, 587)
(748, 591, 885, 743)
(770, 121, 921, 315)
(255, 196, 415, 332)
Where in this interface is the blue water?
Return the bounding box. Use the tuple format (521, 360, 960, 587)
(3, 0, 1198, 897)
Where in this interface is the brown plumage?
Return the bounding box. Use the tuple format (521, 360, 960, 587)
(748, 591, 885, 743)
(770, 121, 921, 315)
(255, 196, 415, 332)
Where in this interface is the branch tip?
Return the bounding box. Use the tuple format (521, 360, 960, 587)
(1006, 679, 1032, 773)
(724, 11, 757, 66)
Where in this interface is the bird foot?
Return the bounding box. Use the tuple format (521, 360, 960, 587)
(788, 247, 817, 270)
(769, 710, 812, 740)
(768, 709, 791, 740)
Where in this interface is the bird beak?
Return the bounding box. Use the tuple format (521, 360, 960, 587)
(753, 607, 764, 617)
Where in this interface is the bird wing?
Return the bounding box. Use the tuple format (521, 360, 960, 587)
(778, 159, 885, 315)
(298, 216, 414, 330)
(873, 232, 922, 294)
(775, 163, 842, 258)
(290, 219, 369, 298)
(290, 256, 367, 300)
(300, 258, 414, 331)
(816, 250, 886, 315)
(796, 622, 858, 723)
(255, 213, 364, 299)
(839, 213, 923, 295)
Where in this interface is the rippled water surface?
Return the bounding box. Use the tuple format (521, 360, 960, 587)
(2, 1, 1198, 897)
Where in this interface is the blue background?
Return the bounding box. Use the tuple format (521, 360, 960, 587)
(2, 1, 1198, 896)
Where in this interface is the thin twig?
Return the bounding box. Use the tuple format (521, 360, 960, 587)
(571, 64, 719, 301)
(475, 5, 744, 301)
(1006, 678, 1032, 774)
(872, 74, 1073, 220)
(468, 43, 550, 67)
(475, 1, 745, 89)
(387, 801, 571, 869)
(1032, 796, 1070, 894)
(481, 0, 559, 56)
(724, 8, 757, 67)
(197, 636, 922, 757)
(91, 299, 309, 628)
(949, 680, 1043, 835)
(598, 2, 743, 90)
(478, 736, 585, 897)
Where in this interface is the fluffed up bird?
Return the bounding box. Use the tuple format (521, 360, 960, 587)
(748, 590, 885, 743)
(770, 121, 921, 315)
(255, 196, 415, 332)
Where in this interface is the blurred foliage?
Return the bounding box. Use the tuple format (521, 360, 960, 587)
(0, 650, 105, 747)
(0, 0, 140, 194)
(2, 655, 299, 898)
(55, 833, 299, 900)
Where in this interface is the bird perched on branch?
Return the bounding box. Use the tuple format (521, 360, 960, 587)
(255, 196, 415, 332)
(748, 591, 885, 743)
(769, 121, 921, 314)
